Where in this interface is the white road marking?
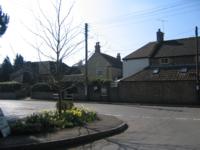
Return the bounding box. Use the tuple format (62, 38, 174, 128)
(192, 118, 200, 121)
(104, 114, 122, 117)
(176, 117, 188, 120)
(127, 115, 200, 121)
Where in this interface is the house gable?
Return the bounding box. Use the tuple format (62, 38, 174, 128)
(88, 52, 111, 68)
(87, 42, 122, 81)
(88, 52, 112, 80)
(123, 58, 149, 78)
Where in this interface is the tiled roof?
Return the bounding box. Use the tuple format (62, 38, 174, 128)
(123, 42, 158, 60)
(101, 53, 122, 68)
(122, 66, 197, 82)
(154, 37, 199, 57)
(123, 37, 200, 60)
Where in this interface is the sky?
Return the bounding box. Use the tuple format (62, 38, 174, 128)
(0, 0, 200, 66)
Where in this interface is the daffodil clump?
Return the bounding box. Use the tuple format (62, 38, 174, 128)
(10, 106, 97, 135)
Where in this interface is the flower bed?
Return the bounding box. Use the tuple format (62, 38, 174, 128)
(10, 107, 98, 135)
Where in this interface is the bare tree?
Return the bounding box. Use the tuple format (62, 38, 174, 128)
(0, 6, 9, 36)
(28, 0, 83, 114)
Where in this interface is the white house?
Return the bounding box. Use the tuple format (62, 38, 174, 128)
(123, 29, 164, 78)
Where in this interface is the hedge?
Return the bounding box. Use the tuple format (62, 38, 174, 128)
(0, 81, 22, 92)
(31, 82, 57, 92)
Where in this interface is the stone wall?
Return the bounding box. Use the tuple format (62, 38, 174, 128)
(88, 53, 110, 81)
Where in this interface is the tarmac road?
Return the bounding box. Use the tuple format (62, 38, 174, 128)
(1, 100, 200, 150)
(72, 103, 200, 150)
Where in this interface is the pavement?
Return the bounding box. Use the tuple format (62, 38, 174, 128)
(0, 114, 128, 150)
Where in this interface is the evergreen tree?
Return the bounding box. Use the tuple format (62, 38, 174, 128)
(0, 56, 13, 81)
(0, 6, 9, 36)
(14, 54, 24, 71)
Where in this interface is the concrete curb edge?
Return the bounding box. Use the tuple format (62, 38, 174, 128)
(1, 121, 128, 150)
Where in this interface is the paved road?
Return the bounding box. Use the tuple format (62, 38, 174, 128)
(0, 100, 56, 120)
(72, 103, 200, 150)
(1, 100, 200, 150)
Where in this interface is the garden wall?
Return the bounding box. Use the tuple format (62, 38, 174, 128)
(0, 90, 27, 99)
(31, 92, 56, 100)
(118, 81, 199, 104)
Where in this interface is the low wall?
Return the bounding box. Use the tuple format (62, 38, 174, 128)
(0, 92, 16, 99)
(118, 81, 199, 104)
(31, 92, 55, 100)
(109, 87, 119, 102)
(0, 90, 27, 99)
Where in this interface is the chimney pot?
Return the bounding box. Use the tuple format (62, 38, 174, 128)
(117, 53, 121, 61)
(157, 29, 164, 42)
(95, 42, 101, 53)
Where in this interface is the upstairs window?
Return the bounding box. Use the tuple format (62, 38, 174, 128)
(160, 58, 169, 64)
(96, 69, 103, 76)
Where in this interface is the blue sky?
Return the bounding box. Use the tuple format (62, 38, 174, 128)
(0, 0, 200, 66)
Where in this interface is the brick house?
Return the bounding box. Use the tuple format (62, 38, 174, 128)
(119, 29, 200, 104)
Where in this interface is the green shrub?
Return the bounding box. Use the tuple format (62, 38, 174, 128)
(90, 79, 111, 86)
(31, 82, 56, 92)
(56, 100, 74, 111)
(0, 81, 22, 92)
(10, 107, 97, 135)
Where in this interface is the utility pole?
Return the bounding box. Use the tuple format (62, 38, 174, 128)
(85, 23, 89, 100)
(196, 26, 199, 99)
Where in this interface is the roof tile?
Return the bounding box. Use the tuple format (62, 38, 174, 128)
(123, 37, 200, 60)
(101, 53, 122, 68)
(122, 67, 197, 81)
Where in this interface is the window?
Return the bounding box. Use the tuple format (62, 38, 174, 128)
(179, 68, 188, 73)
(152, 68, 159, 74)
(160, 58, 169, 64)
(96, 69, 103, 76)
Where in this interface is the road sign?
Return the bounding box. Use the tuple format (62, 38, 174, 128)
(0, 108, 11, 138)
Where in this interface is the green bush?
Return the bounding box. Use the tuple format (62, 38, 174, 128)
(90, 79, 111, 86)
(0, 81, 22, 92)
(10, 107, 97, 135)
(31, 82, 56, 92)
(56, 100, 74, 111)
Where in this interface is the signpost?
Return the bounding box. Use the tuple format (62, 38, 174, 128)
(0, 108, 11, 138)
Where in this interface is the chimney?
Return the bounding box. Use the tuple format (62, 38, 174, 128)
(117, 53, 121, 61)
(95, 42, 101, 53)
(157, 29, 164, 42)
